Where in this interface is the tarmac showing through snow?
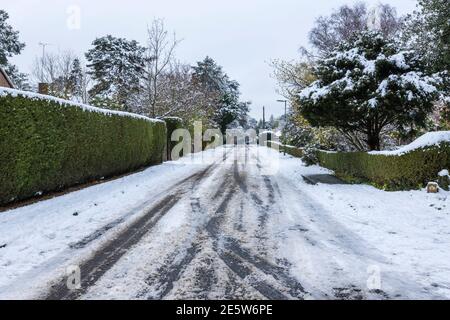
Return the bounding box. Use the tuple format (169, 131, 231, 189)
(0, 145, 450, 299)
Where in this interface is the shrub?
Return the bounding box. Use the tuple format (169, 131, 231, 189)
(283, 145, 304, 158)
(302, 145, 319, 166)
(163, 117, 183, 160)
(438, 170, 450, 191)
(317, 143, 450, 190)
(0, 89, 166, 206)
(268, 141, 304, 159)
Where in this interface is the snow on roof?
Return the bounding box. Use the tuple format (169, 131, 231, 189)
(369, 131, 450, 156)
(0, 67, 14, 88)
(0, 87, 164, 123)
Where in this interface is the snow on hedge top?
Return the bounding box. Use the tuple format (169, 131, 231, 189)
(369, 131, 450, 156)
(162, 116, 183, 121)
(439, 169, 450, 177)
(0, 87, 163, 123)
(259, 131, 276, 135)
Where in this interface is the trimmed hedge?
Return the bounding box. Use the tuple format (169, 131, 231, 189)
(0, 90, 166, 206)
(163, 117, 183, 160)
(268, 141, 304, 158)
(317, 144, 450, 190)
(279, 144, 304, 158)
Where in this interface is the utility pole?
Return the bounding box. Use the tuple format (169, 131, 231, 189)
(262, 106, 266, 130)
(38, 42, 52, 60)
(38, 42, 52, 81)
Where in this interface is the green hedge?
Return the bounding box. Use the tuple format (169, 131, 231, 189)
(163, 117, 183, 160)
(268, 141, 304, 158)
(0, 91, 166, 206)
(280, 144, 304, 158)
(317, 144, 450, 190)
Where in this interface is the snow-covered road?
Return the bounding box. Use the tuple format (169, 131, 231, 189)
(0, 146, 449, 300)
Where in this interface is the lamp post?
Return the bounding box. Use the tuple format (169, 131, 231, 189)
(277, 99, 288, 155)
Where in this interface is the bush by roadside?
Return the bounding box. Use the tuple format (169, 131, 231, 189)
(268, 141, 304, 158)
(317, 137, 450, 191)
(162, 117, 183, 160)
(0, 88, 166, 206)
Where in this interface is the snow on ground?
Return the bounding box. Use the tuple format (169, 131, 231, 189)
(79, 147, 450, 299)
(0, 145, 449, 299)
(80, 159, 231, 300)
(274, 151, 450, 298)
(0, 148, 225, 299)
(369, 131, 450, 155)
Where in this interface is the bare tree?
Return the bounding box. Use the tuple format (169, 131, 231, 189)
(156, 61, 203, 118)
(32, 50, 80, 99)
(308, 2, 403, 56)
(271, 59, 316, 100)
(142, 19, 182, 117)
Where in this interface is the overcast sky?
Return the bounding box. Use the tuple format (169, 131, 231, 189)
(3, 0, 418, 119)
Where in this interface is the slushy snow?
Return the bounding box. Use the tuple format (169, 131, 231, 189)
(0, 146, 449, 299)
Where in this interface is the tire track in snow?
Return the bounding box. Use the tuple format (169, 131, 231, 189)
(44, 165, 216, 300)
(142, 156, 303, 300)
(202, 159, 308, 300)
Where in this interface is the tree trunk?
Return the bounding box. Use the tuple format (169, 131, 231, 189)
(367, 133, 381, 151)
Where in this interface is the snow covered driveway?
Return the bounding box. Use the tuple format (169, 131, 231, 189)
(0, 146, 449, 300)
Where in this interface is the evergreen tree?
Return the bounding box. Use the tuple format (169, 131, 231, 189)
(0, 10, 29, 89)
(299, 31, 440, 151)
(67, 58, 89, 102)
(402, 0, 449, 122)
(402, 0, 449, 74)
(85, 35, 146, 111)
(0, 10, 24, 66)
(192, 56, 227, 94)
(192, 57, 250, 133)
(212, 80, 250, 133)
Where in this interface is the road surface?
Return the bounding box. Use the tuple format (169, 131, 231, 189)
(41, 146, 391, 300)
(1, 145, 448, 300)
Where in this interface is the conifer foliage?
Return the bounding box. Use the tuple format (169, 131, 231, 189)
(298, 31, 441, 150)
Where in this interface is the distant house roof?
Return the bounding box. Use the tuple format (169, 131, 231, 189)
(0, 67, 14, 88)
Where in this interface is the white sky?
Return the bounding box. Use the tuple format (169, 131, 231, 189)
(3, 0, 418, 119)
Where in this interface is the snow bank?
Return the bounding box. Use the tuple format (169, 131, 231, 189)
(161, 116, 183, 121)
(439, 169, 450, 177)
(259, 130, 276, 135)
(370, 131, 450, 156)
(0, 87, 163, 123)
(275, 150, 450, 299)
(268, 141, 297, 149)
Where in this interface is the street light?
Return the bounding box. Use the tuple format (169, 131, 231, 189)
(277, 99, 288, 155)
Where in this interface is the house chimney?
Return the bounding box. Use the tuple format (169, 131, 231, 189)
(38, 83, 49, 95)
